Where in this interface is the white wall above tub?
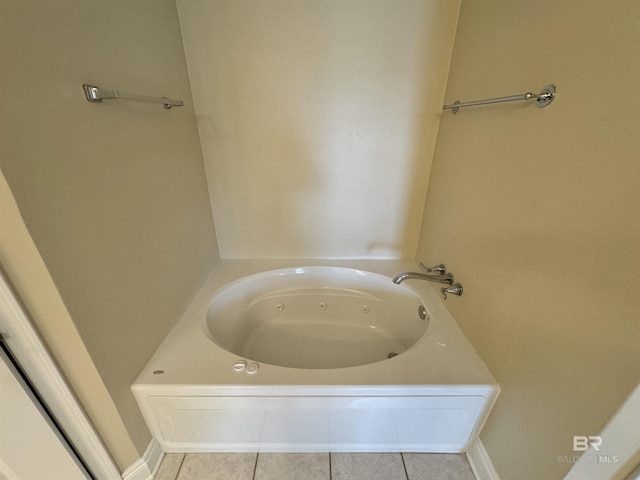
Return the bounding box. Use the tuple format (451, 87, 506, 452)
(177, 0, 460, 258)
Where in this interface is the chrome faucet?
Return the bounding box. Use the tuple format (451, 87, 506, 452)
(392, 271, 454, 285)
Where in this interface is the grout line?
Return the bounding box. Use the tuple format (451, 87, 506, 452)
(400, 453, 409, 480)
(328, 452, 332, 480)
(173, 453, 187, 480)
(252, 452, 259, 480)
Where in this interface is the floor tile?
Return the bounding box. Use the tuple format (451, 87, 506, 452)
(403, 453, 475, 480)
(331, 453, 407, 480)
(254, 453, 330, 480)
(155, 453, 184, 480)
(176, 453, 257, 480)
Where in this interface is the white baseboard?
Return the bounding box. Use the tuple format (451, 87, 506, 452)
(122, 439, 164, 480)
(467, 438, 500, 480)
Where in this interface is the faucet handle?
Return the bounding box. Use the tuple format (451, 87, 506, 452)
(440, 283, 463, 300)
(419, 262, 447, 274)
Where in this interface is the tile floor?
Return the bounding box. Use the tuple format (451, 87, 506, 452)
(154, 452, 476, 480)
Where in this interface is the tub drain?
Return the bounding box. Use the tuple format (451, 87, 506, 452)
(387, 352, 398, 359)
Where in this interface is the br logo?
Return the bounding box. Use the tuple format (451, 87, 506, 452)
(573, 436, 603, 452)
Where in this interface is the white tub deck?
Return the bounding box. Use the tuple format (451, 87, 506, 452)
(132, 260, 499, 453)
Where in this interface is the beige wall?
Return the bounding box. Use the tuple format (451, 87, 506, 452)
(0, 0, 219, 470)
(177, 0, 460, 259)
(417, 1, 640, 479)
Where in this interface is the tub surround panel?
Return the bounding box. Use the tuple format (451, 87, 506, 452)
(177, 0, 460, 259)
(417, 1, 640, 479)
(141, 395, 490, 453)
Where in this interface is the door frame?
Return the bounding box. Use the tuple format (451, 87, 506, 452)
(0, 268, 121, 480)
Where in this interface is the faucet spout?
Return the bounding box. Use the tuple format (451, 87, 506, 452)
(392, 272, 454, 285)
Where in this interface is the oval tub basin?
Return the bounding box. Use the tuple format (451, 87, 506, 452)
(205, 267, 428, 369)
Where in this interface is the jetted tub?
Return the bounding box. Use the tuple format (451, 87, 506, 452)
(132, 260, 499, 453)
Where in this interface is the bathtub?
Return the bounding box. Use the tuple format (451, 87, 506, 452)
(132, 260, 499, 453)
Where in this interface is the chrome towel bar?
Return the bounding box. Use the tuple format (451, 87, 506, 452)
(443, 84, 555, 114)
(82, 84, 184, 110)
